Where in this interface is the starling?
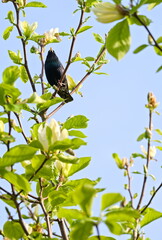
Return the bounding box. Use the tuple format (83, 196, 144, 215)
(45, 48, 73, 103)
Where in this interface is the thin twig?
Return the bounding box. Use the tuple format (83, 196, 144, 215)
(133, 13, 162, 52)
(39, 45, 45, 95)
(137, 110, 152, 210)
(59, 8, 85, 87)
(14, 112, 28, 143)
(125, 165, 134, 207)
(11, 185, 29, 236)
(46, 46, 106, 119)
(95, 224, 101, 240)
(12, 2, 36, 92)
(141, 182, 162, 214)
(0, 186, 12, 196)
(39, 178, 52, 238)
(57, 218, 69, 240)
(64, 219, 70, 233)
(16, 157, 48, 197)
(6, 111, 12, 151)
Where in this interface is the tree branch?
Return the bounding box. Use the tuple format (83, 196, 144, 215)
(141, 182, 162, 214)
(39, 45, 45, 95)
(137, 109, 152, 210)
(14, 112, 28, 143)
(125, 164, 134, 208)
(39, 178, 52, 238)
(133, 13, 162, 52)
(12, 2, 36, 93)
(57, 218, 69, 240)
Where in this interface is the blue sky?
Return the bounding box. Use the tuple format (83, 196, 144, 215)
(1, 0, 162, 239)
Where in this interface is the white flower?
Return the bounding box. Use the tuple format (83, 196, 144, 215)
(93, 2, 126, 23)
(38, 119, 68, 151)
(39, 28, 61, 45)
(141, 145, 156, 159)
(44, 28, 59, 41)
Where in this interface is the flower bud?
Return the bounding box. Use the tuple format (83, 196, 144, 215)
(145, 128, 152, 139)
(146, 92, 159, 110)
(37, 119, 68, 152)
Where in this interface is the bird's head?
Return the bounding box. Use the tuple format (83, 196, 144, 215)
(47, 48, 57, 59)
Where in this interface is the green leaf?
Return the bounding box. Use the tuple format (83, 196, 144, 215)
(77, 26, 93, 34)
(63, 115, 89, 130)
(101, 193, 123, 211)
(140, 208, 162, 227)
(155, 129, 162, 135)
(19, 66, 28, 83)
(106, 208, 140, 222)
(6, 11, 15, 23)
(8, 50, 22, 64)
(25, 1, 47, 7)
(0, 194, 16, 208)
(0, 145, 37, 167)
(156, 146, 162, 151)
(154, 45, 162, 56)
(106, 19, 131, 60)
(50, 139, 73, 151)
(70, 220, 93, 240)
(137, 132, 145, 141)
(133, 44, 148, 54)
(2, 171, 31, 192)
(49, 190, 67, 207)
(26, 92, 46, 104)
(112, 153, 124, 169)
(3, 221, 24, 240)
(37, 97, 63, 112)
(68, 157, 91, 176)
(104, 220, 123, 235)
(2, 66, 20, 85)
(57, 208, 85, 224)
(0, 84, 21, 106)
(156, 65, 162, 73)
(68, 130, 87, 138)
(71, 138, 87, 149)
(57, 153, 79, 164)
(3, 26, 14, 40)
(132, 153, 145, 158)
(129, 15, 152, 26)
(88, 237, 116, 240)
(93, 33, 105, 44)
(71, 184, 96, 217)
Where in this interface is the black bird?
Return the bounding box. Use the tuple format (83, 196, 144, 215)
(45, 48, 73, 103)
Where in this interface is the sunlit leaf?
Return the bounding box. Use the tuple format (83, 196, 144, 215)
(101, 193, 123, 211)
(3, 221, 24, 240)
(25, 1, 47, 7)
(3, 26, 14, 40)
(106, 19, 131, 60)
(63, 115, 89, 130)
(77, 26, 93, 34)
(140, 208, 162, 227)
(133, 44, 148, 54)
(0, 145, 37, 167)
